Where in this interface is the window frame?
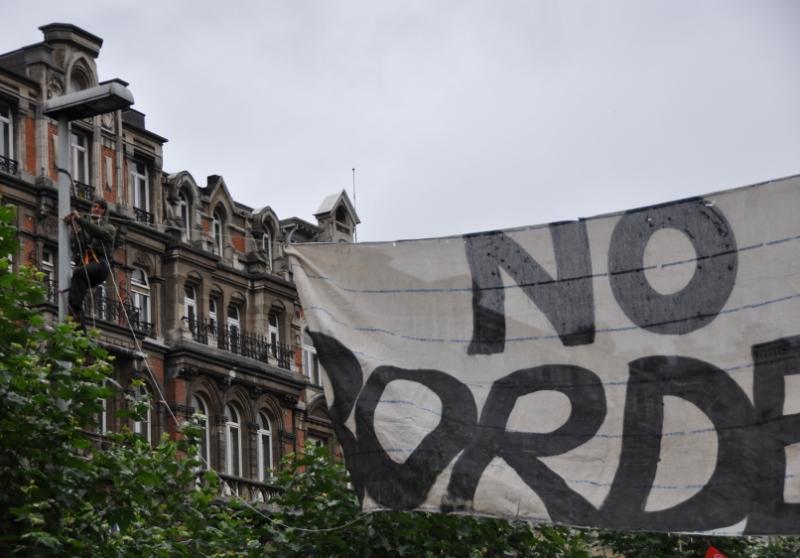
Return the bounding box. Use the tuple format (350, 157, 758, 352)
(178, 191, 190, 240)
(192, 394, 210, 469)
(256, 412, 273, 482)
(262, 230, 273, 271)
(132, 384, 152, 443)
(268, 312, 280, 358)
(130, 268, 151, 326)
(70, 129, 90, 185)
(212, 211, 223, 256)
(224, 403, 242, 477)
(183, 285, 197, 328)
(0, 102, 13, 161)
(131, 160, 149, 212)
(227, 303, 241, 353)
(302, 330, 322, 386)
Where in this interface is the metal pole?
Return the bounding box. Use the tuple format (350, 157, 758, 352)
(57, 117, 72, 322)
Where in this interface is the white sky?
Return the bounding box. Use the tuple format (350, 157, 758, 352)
(4, 1, 799, 241)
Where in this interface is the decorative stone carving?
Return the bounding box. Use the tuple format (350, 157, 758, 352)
(47, 76, 65, 99)
(101, 112, 115, 131)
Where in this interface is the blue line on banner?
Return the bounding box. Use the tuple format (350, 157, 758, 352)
(291, 232, 800, 295)
(353, 448, 799, 492)
(304, 291, 800, 346)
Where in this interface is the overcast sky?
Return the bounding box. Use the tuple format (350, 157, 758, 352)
(4, 1, 799, 241)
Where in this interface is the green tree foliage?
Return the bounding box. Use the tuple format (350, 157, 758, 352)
(266, 443, 593, 558)
(0, 206, 260, 557)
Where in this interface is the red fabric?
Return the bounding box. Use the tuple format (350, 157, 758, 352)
(705, 546, 727, 558)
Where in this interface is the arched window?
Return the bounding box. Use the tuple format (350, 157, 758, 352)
(130, 268, 151, 328)
(132, 384, 152, 443)
(261, 224, 274, 271)
(69, 67, 90, 92)
(224, 403, 242, 477)
(178, 192, 191, 239)
(256, 412, 273, 482)
(192, 394, 210, 469)
(212, 211, 223, 256)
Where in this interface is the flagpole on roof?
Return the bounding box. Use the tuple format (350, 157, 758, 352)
(352, 167, 357, 243)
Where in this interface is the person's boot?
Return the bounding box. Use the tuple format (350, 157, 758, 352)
(67, 303, 85, 330)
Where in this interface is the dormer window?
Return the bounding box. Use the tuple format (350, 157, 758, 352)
(261, 228, 273, 271)
(212, 211, 223, 256)
(70, 130, 90, 186)
(335, 205, 351, 235)
(131, 160, 153, 224)
(178, 192, 190, 240)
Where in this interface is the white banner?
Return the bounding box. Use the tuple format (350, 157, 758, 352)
(287, 175, 800, 535)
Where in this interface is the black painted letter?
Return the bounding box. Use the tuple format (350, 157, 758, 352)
(464, 221, 595, 355)
(608, 198, 737, 334)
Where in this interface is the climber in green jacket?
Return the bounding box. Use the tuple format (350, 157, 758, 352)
(63, 198, 116, 325)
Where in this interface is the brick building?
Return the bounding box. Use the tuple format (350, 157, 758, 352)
(0, 23, 359, 500)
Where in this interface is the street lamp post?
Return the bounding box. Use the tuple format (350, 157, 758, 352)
(42, 79, 134, 322)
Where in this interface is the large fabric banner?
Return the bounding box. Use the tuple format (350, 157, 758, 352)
(286, 175, 800, 535)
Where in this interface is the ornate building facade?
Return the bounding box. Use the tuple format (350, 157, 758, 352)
(0, 23, 358, 500)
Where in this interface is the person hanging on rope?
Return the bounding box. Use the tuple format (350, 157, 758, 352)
(63, 198, 116, 325)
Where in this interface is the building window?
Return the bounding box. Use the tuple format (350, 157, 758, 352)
(228, 304, 241, 353)
(131, 160, 149, 211)
(256, 412, 273, 482)
(96, 396, 108, 435)
(70, 130, 90, 185)
(192, 394, 210, 469)
(209, 297, 218, 331)
(224, 403, 242, 477)
(91, 283, 108, 321)
(132, 385, 152, 443)
(184, 285, 197, 329)
(41, 249, 54, 301)
(262, 229, 273, 271)
(41, 249, 54, 281)
(268, 312, 280, 358)
(130, 268, 151, 327)
(302, 329, 322, 385)
(212, 211, 223, 256)
(0, 102, 14, 172)
(178, 192, 190, 240)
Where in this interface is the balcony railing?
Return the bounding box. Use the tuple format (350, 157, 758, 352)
(219, 473, 282, 504)
(40, 279, 153, 337)
(73, 181, 95, 201)
(187, 317, 293, 370)
(0, 155, 18, 175)
(82, 293, 154, 337)
(133, 207, 155, 225)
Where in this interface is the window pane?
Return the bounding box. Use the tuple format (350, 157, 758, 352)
(231, 426, 240, 475)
